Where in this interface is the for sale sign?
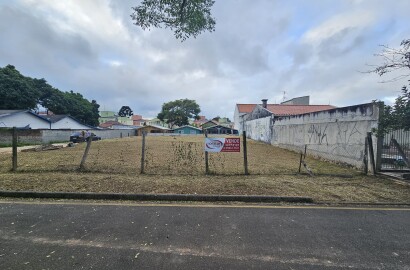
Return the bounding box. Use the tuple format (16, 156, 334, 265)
(204, 138, 240, 152)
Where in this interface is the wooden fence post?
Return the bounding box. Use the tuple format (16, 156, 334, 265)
(12, 127, 17, 171)
(205, 130, 209, 175)
(140, 132, 146, 174)
(243, 131, 249, 175)
(79, 136, 93, 170)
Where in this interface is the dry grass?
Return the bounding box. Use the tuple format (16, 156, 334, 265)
(0, 135, 409, 203)
(0, 135, 361, 175)
(0, 172, 409, 203)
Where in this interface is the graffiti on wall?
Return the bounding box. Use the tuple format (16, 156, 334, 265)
(307, 124, 329, 145)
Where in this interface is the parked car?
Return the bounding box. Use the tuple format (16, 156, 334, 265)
(69, 132, 101, 143)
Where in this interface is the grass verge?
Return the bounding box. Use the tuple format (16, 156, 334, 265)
(0, 172, 409, 203)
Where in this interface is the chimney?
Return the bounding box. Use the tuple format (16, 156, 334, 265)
(261, 99, 268, 109)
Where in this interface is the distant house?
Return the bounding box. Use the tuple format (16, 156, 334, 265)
(136, 125, 170, 136)
(0, 110, 92, 129)
(234, 98, 336, 133)
(280, 96, 310, 105)
(192, 116, 208, 127)
(99, 111, 117, 124)
(99, 120, 123, 129)
(203, 125, 238, 135)
(147, 118, 168, 127)
(201, 120, 220, 129)
(132, 115, 148, 126)
(172, 125, 202, 135)
(216, 117, 234, 129)
(117, 116, 133, 126)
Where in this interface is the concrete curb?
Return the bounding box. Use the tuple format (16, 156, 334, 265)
(0, 190, 313, 203)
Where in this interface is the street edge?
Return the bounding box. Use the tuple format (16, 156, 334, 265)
(0, 190, 313, 203)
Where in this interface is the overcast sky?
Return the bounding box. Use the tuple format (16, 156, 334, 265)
(1, 0, 409, 119)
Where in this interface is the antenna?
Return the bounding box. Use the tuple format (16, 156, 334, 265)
(282, 91, 286, 102)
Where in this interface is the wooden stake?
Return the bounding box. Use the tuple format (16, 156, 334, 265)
(205, 130, 209, 175)
(363, 136, 368, 174)
(243, 131, 249, 175)
(140, 132, 146, 174)
(367, 132, 376, 175)
(80, 136, 93, 170)
(298, 152, 303, 173)
(12, 127, 17, 171)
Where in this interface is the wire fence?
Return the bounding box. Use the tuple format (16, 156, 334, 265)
(0, 130, 362, 176)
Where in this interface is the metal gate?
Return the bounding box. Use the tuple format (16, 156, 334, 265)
(381, 129, 410, 171)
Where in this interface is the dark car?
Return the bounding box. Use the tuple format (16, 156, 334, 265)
(69, 132, 101, 143)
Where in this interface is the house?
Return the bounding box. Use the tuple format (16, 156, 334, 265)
(234, 98, 336, 133)
(147, 118, 168, 127)
(203, 124, 238, 135)
(41, 115, 93, 129)
(136, 125, 170, 136)
(0, 110, 50, 129)
(172, 125, 203, 135)
(233, 104, 256, 131)
(281, 96, 310, 105)
(201, 120, 220, 129)
(99, 120, 123, 129)
(99, 111, 117, 124)
(117, 116, 133, 126)
(132, 115, 148, 126)
(0, 110, 92, 129)
(217, 117, 234, 129)
(192, 116, 208, 127)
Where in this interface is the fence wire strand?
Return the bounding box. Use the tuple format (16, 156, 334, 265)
(0, 131, 365, 176)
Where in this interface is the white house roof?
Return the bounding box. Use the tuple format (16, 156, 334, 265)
(0, 110, 95, 129)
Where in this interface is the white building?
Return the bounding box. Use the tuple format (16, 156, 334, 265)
(0, 110, 92, 129)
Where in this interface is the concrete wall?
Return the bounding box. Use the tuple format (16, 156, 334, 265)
(0, 129, 136, 144)
(0, 129, 43, 144)
(244, 115, 274, 143)
(244, 103, 380, 168)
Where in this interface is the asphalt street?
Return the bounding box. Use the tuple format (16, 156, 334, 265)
(0, 201, 409, 270)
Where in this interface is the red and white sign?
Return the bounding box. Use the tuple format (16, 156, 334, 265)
(204, 138, 240, 152)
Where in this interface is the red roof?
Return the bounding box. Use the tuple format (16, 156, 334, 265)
(266, 104, 336, 116)
(237, 104, 257, 113)
(237, 104, 336, 116)
(99, 121, 122, 128)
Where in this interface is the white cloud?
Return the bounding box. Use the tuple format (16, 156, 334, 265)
(303, 10, 375, 45)
(1, 0, 409, 120)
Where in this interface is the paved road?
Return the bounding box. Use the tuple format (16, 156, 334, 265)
(0, 201, 409, 270)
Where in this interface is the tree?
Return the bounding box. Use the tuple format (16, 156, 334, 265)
(118, 106, 134, 117)
(0, 65, 40, 110)
(368, 39, 410, 133)
(368, 39, 410, 82)
(157, 99, 200, 128)
(131, 0, 216, 41)
(0, 65, 101, 127)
